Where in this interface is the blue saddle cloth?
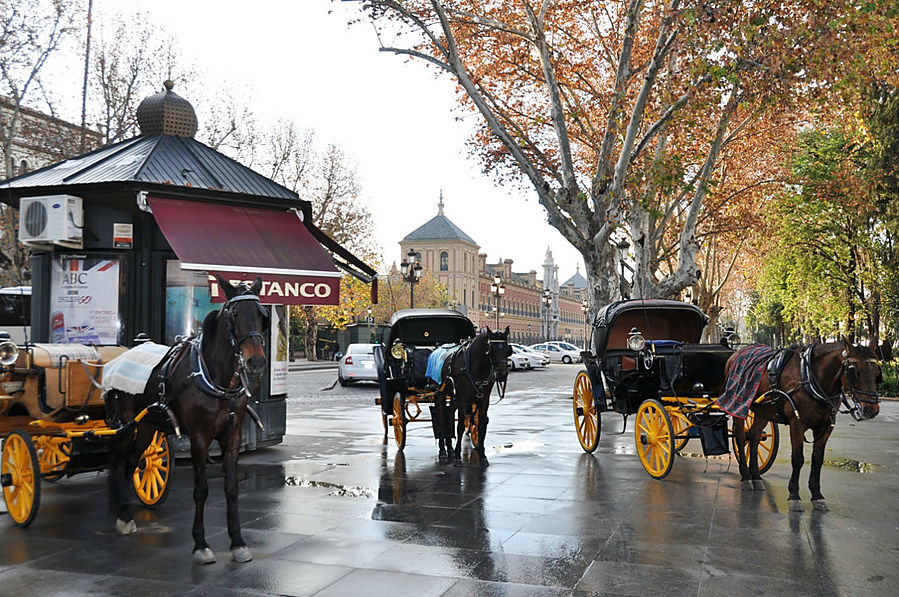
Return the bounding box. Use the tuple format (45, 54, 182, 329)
(426, 345, 459, 385)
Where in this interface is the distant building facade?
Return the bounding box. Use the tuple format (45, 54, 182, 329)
(399, 194, 589, 346)
(1, 96, 101, 179)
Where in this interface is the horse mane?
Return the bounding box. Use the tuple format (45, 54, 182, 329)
(201, 307, 220, 343)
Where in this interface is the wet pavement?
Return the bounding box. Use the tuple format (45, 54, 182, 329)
(1, 364, 897, 596)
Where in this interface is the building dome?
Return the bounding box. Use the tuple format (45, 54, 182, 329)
(136, 80, 198, 137)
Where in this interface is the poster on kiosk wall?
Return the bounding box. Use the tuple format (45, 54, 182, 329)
(49, 256, 120, 344)
(270, 305, 288, 395)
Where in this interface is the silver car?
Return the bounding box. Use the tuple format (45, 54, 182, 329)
(338, 343, 379, 385)
(528, 342, 582, 364)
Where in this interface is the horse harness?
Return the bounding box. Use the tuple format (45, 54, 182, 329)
(150, 293, 267, 435)
(759, 343, 880, 425)
(447, 335, 508, 401)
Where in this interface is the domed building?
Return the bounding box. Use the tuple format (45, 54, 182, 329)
(399, 195, 587, 346)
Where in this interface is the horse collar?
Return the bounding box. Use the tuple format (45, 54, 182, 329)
(190, 335, 248, 400)
(799, 344, 841, 407)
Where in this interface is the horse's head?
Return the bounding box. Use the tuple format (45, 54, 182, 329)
(840, 336, 881, 420)
(485, 326, 512, 382)
(216, 275, 269, 380)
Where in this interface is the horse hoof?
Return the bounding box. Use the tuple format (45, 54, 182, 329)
(751, 480, 765, 491)
(479, 458, 489, 468)
(788, 499, 804, 512)
(812, 499, 830, 512)
(115, 518, 137, 535)
(741, 480, 754, 491)
(193, 548, 217, 565)
(231, 546, 253, 563)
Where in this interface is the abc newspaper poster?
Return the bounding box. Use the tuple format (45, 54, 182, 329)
(50, 257, 120, 344)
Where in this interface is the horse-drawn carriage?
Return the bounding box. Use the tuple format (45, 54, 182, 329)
(572, 299, 779, 479)
(375, 309, 476, 450)
(0, 339, 173, 527)
(374, 309, 509, 466)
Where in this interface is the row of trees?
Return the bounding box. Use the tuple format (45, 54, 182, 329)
(0, 1, 425, 358)
(352, 0, 899, 347)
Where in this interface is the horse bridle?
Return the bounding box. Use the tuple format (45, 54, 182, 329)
(840, 352, 881, 421)
(221, 293, 268, 389)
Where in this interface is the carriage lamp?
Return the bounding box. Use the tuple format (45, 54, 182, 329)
(390, 340, 406, 360)
(0, 339, 18, 366)
(723, 327, 741, 349)
(627, 327, 646, 352)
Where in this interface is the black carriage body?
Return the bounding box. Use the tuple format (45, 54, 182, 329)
(376, 309, 476, 412)
(585, 300, 733, 415)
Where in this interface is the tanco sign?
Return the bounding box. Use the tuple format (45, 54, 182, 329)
(208, 273, 339, 306)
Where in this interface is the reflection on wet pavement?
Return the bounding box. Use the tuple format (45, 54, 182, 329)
(0, 367, 896, 596)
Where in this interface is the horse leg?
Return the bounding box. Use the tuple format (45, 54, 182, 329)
(221, 425, 251, 563)
(476, 402, 489, 468)
(734, 417, 753, 490)
(110, 423, 155, 534)
(747, 417, 765, 491)
(787, 419, 806, 512)
(190, 436, 216, 565)
(452, 404, 465, 467)
(435, 393, 449, 462)
(808, 424, 834, 512)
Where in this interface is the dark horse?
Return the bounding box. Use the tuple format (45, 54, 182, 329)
(729, 337, 881, 511)
(106, 276, 268, 564)
(436, 326, 511, 467)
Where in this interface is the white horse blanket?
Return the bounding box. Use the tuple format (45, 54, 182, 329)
(102, 342, 171, 395)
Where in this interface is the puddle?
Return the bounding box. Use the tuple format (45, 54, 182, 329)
(491, 440, 544, 453)
(284, 476, 376, 498)
(677, 452, 730, 461)
(824, 459, 873, 473)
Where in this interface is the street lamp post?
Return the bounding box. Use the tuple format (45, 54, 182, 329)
(542, 289, 552, 343)
(400, 250, 423, 308)
(490, 274, 505, 329)
(581, 298, 589, 350)
(367, 306, 374, 343)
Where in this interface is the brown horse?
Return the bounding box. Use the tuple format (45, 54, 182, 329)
(729, 337, 881, 511)
(437, 326, 511, 467)
(106, 276, 268, 564)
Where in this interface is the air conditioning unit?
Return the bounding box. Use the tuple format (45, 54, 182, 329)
(18, 195, 83, 249)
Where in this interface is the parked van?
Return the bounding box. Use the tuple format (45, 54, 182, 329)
(0, 286, 32, 345)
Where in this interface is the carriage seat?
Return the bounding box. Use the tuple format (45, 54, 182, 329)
(411, 347, 433, 387)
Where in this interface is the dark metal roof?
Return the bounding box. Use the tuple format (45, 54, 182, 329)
(402, 214, 477, 245)
(0, 134, 301, 206)
(383, 308, 476, 347)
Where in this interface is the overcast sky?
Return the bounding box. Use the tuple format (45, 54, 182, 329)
(81, 0, 585, 281)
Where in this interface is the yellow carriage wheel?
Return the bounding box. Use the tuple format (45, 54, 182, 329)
(133, 431, 174, 508)
(35, 436, 71, 482)
(669, 411, 691, 452)
(572, 371, 600, 453)
(467, 405, 480, 449)
(392, 393, 406, 451)
(635, 399, 675, 479)
(1, 431, 42, 527)
(731, 412, 780, 475)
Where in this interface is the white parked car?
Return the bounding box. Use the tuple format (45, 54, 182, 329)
(338, 343, 379, 385)
(510, 343, 549, 367)
(528, 342, 582, 364)
(507, 352, 534, 371)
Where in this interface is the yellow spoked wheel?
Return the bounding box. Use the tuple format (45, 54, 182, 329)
(635, 399, 675, 479)
(391, 393, 406, 451)
(35, 436, 71, 481)
(467, 405, 480, 449)
(573, 371, 600, 453)
(732, 412, 780, 475)
(133, 431, 174, 508)
(1, 431, 42, 527)
(670, 412, 691, 452)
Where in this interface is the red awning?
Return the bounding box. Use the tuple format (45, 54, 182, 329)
(148, 196, 341, 305)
